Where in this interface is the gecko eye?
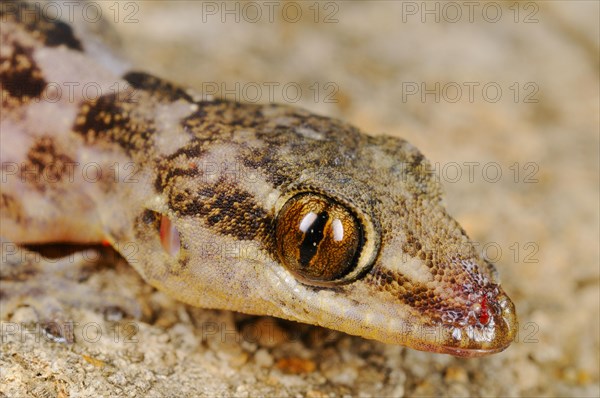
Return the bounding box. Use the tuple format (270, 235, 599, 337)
(275, 193, 364, 285)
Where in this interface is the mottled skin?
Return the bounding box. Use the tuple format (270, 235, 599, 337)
(0, 1, 516, 356)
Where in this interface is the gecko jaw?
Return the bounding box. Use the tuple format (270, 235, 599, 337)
(439, 289, 517, 357)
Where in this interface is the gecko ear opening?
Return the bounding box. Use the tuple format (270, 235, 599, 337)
(159, 214, 181, 256)
(138, 209, 182, 257)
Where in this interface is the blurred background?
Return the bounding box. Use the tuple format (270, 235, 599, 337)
(5, 1, 599, 396)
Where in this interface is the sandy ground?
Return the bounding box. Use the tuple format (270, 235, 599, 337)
(1, 1, 599, 396)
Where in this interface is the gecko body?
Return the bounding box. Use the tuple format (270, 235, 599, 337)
(0, 1, 517, 357)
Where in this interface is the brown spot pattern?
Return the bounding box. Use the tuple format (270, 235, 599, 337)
(0, 41, 47, 107)
(168, 178, 273, 242)
(74, 94, 156, 158)
(367, 268, 453, 325)
(123, 71, 194, 103)
(1, 1, 83, 51)
(22, 136, 76, 191)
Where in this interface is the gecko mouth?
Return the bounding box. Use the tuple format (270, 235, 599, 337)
(437, 345, 507, 358)
(337, 284, 517, 357)
(437, 291, 518, 357)
(385, 287, 518, 357)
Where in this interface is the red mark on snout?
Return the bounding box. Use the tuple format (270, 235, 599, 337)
(479, 296, 490, 325)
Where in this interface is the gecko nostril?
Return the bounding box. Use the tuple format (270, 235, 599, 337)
(159, 215, 180, 256)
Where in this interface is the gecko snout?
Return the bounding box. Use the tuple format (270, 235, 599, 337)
(457, 287, 518, 356)
(493, 289, 518, 346)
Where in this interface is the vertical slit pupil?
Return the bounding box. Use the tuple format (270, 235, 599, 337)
(299, 211, 328, 266)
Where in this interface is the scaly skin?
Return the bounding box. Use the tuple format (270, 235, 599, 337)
(0, 1, 516, 356)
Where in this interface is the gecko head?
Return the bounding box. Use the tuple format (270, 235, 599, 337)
(265, 127, 518, 357)
(140, 104, 517, 357)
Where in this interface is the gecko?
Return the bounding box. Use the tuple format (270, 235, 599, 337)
(0, 0, 516, 357)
